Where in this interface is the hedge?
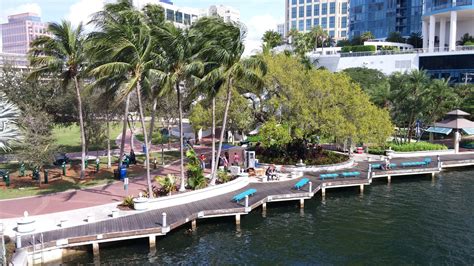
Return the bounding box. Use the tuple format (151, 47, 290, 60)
(341, 45, 376, 53)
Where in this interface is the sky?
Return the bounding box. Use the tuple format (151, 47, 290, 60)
(0, 0, 284, 55)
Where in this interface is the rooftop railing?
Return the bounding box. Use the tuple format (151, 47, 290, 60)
(337, 45, 474, 57)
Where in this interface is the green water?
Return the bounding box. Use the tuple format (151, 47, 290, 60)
(64, 169, 474, 265)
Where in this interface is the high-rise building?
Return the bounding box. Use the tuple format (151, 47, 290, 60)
(1, 13, 51, 54)
(208, 5, 240, 23)
(349, 0, 423, 39)
(285, 0, 350, 40)
(133, 1, 239, 28)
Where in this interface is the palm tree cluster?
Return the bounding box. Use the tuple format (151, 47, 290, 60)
(0, 92, 21, 151)
(28, 0, 266, 196)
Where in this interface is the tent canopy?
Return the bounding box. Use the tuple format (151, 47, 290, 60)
(462, 128, 474, 135)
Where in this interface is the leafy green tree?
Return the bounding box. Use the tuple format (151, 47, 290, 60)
(260, 119, 291, 148)
(455, 84, 474, 117)
(386, 31, 405, 43)
(336, 39, 351, 47)
(407, 32, 423, 48)
(262, 30, 282, 49)
(17, 108, 56, 177)
(29, 20, 88, 179)
(343, 67, 391, 108)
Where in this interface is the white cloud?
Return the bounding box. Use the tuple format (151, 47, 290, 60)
(66, 0, 105, 27)
(0, 3, 42, 23)
(243, 14, 282, 56)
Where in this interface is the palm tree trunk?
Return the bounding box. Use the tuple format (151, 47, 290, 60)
(119, 94, 131, 168)
(135, 82, 153, 198)
(73, 76, 86, 179)
(211, 79, 233, 186)
(211, 97, 216, 179)
(148, 97, 158, 148)
(177, 82, 186, 191)
(106, 111, 112, 168)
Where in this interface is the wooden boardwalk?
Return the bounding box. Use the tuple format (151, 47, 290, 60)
(17, 153, 474, 255)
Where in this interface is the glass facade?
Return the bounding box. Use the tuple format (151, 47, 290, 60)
(1, 13, 51, 54)
(349, 0, 423, 39)
(286, 0, 349, 40)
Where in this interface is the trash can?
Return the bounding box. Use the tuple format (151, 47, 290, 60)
(120, 167, 127, 180)
(357, 147, 364, 154)
(142, 144, 147, 154)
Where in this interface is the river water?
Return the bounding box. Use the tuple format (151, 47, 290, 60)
(64, 168, 474, 265)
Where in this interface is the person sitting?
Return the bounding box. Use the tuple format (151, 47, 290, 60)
(383, 157, 391, 170)
(265, 165, 277, 181)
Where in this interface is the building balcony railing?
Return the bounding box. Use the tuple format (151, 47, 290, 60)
(337, 45, 474, 57)
(425, 0, 473, 13)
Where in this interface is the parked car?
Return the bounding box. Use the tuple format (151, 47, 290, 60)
(53, 154, 70, 166)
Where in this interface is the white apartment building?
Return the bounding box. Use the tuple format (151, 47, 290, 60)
(284, 0, 349, 40)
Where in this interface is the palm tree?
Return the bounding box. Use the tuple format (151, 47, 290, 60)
(199, 22, 267, 185)
(89, 3, 163, 197)
(360, 31, 375, 43)
(152, 20, 207, 191)
(0, 93, 21, 151)
(262, 30, 282, 49)
(407, 32, 423, 48)
(29, 21, 88, 179)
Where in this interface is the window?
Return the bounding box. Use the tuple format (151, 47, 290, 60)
(306, 0, 312, 2)
(342, 3, 348, 14)
(314, 4, 320, 16)
(292, 7, 297, 18)
(175, 11, 183, 23)
(306, 19, 312, 29)
(322, 3, 327, 14)
(299, 6, 304, 17)
(184, 14, 191, 25)
(329, 16, 335, 28)
(313, 18, 319, 26)
(292, 0, 297, 5)
(330, 2, 335, 14)
(306, 5, 312, 16)
(341, 17, 347, 28)
(298, 20, 304, 31)
(291, 20, 297, 29)
(299, 0, 304, 4)
(341, 30, 347, 37)
(321, 17, 327, 28)
(329, 30, 335, 37)
(166, 9, 174, 21)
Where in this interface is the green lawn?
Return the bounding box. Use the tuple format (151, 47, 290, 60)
(53, 124, 123, 153)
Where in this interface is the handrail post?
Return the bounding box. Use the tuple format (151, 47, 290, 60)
(245, 195, 249, 209)
(368, 164, 372, 180)
(162, 212, 167, 228)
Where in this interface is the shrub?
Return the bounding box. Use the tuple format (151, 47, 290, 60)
(218, 170, 231, 183)
(461, 140, 474, 149)
(368, 141, 448, 154)
(155, 174, 176, 196)
(186, 148, 207, 190)
(342, 45, 376, 53)
(121, 195, 134, 209)
(246, 135, 261, 143)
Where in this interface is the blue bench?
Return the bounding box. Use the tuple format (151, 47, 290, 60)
(294, 178, 310, 190)
(401, 161, 426, 167)
(341, 171, 361, 178)
(232, 188, 257, 202)
(424, 157, 432, 165)
(371, 163, 397, 170)
(320, 173, 338, 180)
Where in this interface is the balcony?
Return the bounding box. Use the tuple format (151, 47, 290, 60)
(425, 0, 473, 13)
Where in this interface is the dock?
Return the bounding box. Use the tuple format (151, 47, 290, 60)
(13, 153, 474, 263)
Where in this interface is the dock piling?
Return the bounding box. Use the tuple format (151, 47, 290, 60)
(308, 181, 312, 193)
(299, 199, 304, 209)
(322, 187, 326, 197)
(360, 184, 364, 193)
(235, 214, 241, 225)
(191, 220, 197, 231)
(149, 235, 156, 250)
(387, 175, 391, 183)
(92, 243, 99, 256)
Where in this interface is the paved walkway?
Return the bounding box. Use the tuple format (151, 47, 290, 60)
(0, 129, 210, 219)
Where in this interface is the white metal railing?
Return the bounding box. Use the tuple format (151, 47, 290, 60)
(338, 45, 474, 57)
